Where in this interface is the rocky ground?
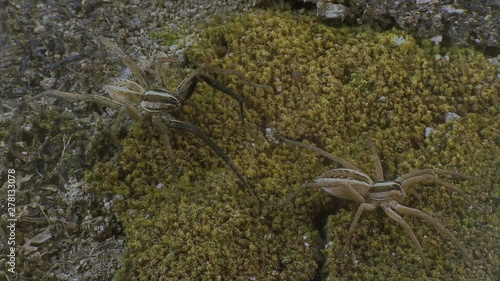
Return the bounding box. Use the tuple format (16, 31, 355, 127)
(0, 1, 498, 280)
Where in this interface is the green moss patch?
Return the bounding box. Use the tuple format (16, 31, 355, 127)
(87, 9, 498, 280)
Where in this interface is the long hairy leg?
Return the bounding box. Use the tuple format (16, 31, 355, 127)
(152, 117, 178, 172)
(393, 203, 471, 259)
(367, 140, 384, 181)
(30, 90, 142, 146)
(383, 206, 431, 275)
(150, 116, 183, 201)
(201, 66, 273, 89)
(396, 169, 477, 183)
(163, 116, 257, 201)
(29, 90, 142, 120)
(173, 69, 246, 123)
(198, 73, 245, 123)
(110, 105, 129, 144)
(399, 174, 479, 209)
(98, 36, 148, 89)
(340, 203, 376, 256)
(264, 128, 361, 171)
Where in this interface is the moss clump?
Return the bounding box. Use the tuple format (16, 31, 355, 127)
(87, 9, 498, 280)
(87, 123, 319, 280)
(150, 28, 181, 47)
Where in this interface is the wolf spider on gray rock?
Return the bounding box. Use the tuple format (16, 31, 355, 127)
(29, 36, 268, 199)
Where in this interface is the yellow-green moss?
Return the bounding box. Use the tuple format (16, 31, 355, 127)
(86, 9, 498, 280)
(150, 28, 181, 47)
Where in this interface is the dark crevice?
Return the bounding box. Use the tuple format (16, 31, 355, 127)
(311, 200, 345, 280)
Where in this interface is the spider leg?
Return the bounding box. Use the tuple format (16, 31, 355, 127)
(406, 188, 423, 203)
(396, 169, 477, 183)
(197, 73, 245, 124)
(340, 202, 376, 257)
(383, 205, 431, 275)
(29, 90, 142, 120)
(111, 105, 129, 144)
(30, 90, 143, 145)
(151, 56, 185, 90)
(180, 100, 202, 124)
(98, 36, 148, 89)
(152, 116, 178, 174)
(201, 66, 273, 89)
(399, 174, 479, 209)
(367, 140, 384, 181)
(163, 116, 257, 201)
(152, 116, 180, 199)
(265, 128, 361, 171)
(174, 70, 245, 123)
(319, 169, 373, 185)
(393, 203, 471, 260)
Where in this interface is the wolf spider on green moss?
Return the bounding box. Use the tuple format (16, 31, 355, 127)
(29, 36, 265, 199)
(266, 128, 480, 275)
